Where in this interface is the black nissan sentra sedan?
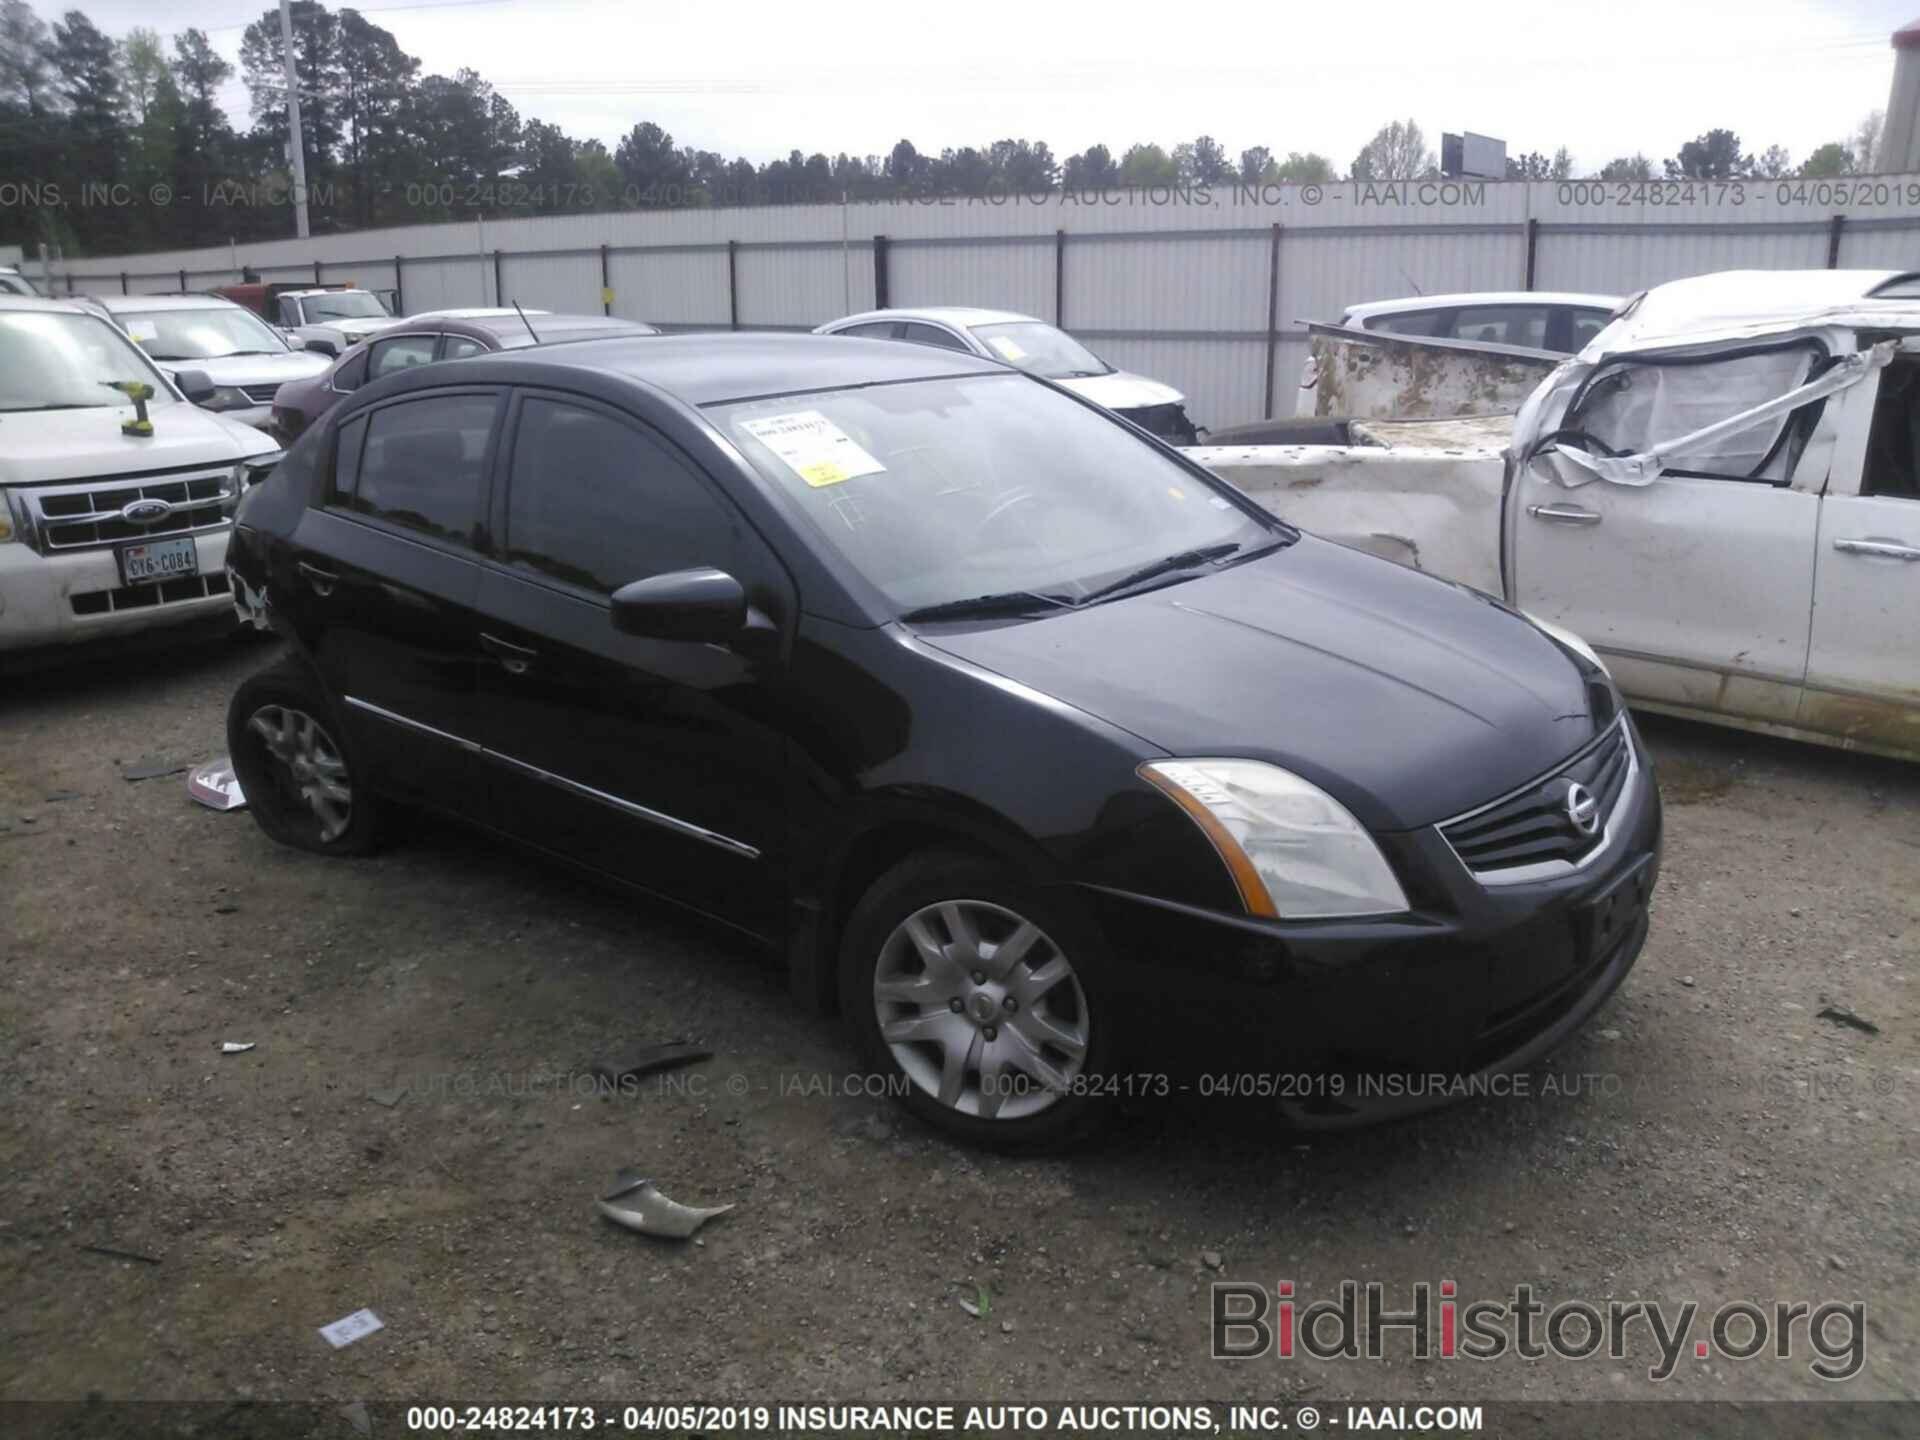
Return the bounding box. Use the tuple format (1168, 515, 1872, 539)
(224, 333, 1660, 1147)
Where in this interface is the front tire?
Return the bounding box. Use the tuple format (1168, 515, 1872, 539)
(227, 656, 383, 856)
(841, 851, 1117, 1149)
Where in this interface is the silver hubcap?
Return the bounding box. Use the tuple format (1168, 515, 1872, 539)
(247, 705, 352, 843)
(873, 899, 1089, 1120)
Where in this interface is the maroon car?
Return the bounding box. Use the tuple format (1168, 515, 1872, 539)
(271, 310, 659, 441)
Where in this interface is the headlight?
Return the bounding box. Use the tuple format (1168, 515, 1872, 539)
(1523, 611, 1609, 677)
(198, 386, 255, 412)
(224, 454, 283, 515)
(1140, 759, 1409, 919)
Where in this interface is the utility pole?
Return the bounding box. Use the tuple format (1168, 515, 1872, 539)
(279, 0, 310, 239)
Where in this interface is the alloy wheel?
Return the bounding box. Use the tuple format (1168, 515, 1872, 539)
(247, 705, 352, 843)
(873, 899, 1090, 1120)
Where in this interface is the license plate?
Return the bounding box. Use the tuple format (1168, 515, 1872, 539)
(1573, 857, 1653, 961)
(118, 536, 199, 587)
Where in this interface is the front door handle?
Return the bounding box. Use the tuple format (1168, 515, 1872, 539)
(1833, 537, 1920, 561)
(480, 631, 539, 675)
(297, 560, 338, 596)
(1527, 504, 1602, 526)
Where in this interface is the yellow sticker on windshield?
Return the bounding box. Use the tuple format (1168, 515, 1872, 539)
(986, 335, 1027, 361)
(739, 410, 886, 489)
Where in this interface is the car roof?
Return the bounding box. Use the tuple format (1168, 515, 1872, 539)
(427, 330, 1004, 405)
(483, 315, 661, 346)
(821, 306, 1038, 330)
(407, 307, 552, 320)
(94, 293, 252, 313)
(1343, 291, 1622, 320)
(0, 295, 95, 314)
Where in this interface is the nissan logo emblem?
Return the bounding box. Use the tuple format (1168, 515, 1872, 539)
(121, 497, 174, 526)
(1565, 781, 1601, 836)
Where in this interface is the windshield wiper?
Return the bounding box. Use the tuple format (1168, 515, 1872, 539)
(900, 590, 1074, 623)
(0, 402, 104, 412)
(1076, 542, 1245, 606)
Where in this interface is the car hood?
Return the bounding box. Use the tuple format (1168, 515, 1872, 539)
(0, 405, 276, 486)
(1056, 369, 1185, 409)
(920, 537, 1605, 831)
(156, 350, 333, 387)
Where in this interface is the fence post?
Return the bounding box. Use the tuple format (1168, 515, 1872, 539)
(394, 255, 404, 315)
(1054, 229, 1066, 326)
(119, 271, 128, 295)
(1523, 217, 1539, 291)
(600, 243, 611, 316)
(1262, 222, 1282, 420)
(872, 234, 889, 310)
(178, 268, 187, 291)
(727, 240, 739, 329)
(492, 249, 504, 307)
(313, 259, 322, 285)
(1826, 213, 1846, 268)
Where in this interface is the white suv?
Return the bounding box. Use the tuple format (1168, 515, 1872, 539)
(0, 297, 280, 656)
(88, 294, 330, 433)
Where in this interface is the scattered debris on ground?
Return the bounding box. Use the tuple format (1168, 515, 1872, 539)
(595, 1170, 734, 1240)
(1816, 1005, 1880, 1035)
(317, 1309, 384, 1349)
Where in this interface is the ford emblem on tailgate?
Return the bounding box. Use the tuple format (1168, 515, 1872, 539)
(121, 497, 174, 525)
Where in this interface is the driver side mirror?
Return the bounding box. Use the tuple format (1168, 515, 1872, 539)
(611, 567, 773, 649)
(172, 368, 215, 403)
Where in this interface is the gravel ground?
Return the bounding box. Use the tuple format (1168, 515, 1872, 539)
(1, 632, 1915, 1409)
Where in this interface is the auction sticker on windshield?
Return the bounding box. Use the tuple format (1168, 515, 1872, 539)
(739, 410, 886, 488)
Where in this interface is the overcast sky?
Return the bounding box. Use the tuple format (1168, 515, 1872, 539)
(56, 0, 1920, 174)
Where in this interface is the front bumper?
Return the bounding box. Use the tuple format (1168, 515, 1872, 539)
(1084, 723, 1663, 1125)
(0, 528, 234, 652)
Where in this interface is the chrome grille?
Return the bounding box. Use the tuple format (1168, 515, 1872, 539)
(241, 383, 281, 404)
(1440, 719, 1634, 881)
(70, 570, 231, 615)
(26, 467, 234, 552)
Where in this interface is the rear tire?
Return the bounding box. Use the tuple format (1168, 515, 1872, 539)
(227, 656, 383, 856)
(841, 850, 1117, 1150)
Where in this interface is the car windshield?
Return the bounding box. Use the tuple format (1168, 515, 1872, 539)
(305, 292, 391, 321)
(716, 372, 1276, 615)
(967, 321, 1112, 379)
(0, 310, 177, 412)
(121, 305, 288, 360)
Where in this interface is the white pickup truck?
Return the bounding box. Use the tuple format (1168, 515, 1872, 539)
(1199, 269, 1920, 762)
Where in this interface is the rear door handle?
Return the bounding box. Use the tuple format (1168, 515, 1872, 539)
(1833, 537, 1920, 561)
(1527, 504, 1602, 526)
(297, 560, 338, 596)
(480, 631, 539, 674)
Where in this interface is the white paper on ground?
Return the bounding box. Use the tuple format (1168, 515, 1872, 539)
(319, 1308, 385, 1348)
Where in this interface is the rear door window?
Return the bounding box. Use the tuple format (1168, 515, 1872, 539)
(368, 334, 438, 380)
(348, 392, 500, 546)
(835, 322, 900, 340)
(899, 322, 970, 352)
(1367, 309, 1446, 337)
(503, 396, 738, 595)
(1447, 305, 1551, 348)
(441, 334, 487, 361)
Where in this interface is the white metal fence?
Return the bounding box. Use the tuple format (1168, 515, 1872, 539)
(51, 177, 1920, 430)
